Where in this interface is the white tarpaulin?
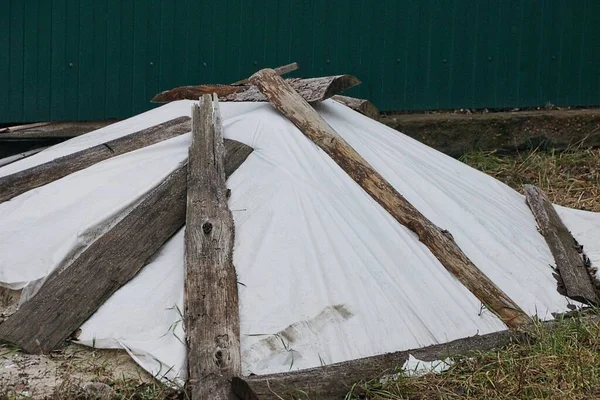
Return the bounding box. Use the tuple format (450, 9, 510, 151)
(1, 100, 599, 384)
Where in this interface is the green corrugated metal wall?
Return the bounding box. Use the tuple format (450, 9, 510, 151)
(1, 1, 599, 122)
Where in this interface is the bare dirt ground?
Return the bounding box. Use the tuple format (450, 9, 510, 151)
(0, 287, 165, 400)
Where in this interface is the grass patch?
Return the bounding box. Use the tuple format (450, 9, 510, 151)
(347, 313, 600, 400)
(460, 148, 600, 212)
(346, 148, 600, 399)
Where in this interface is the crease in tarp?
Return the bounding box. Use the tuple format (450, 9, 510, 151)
(0, 100, 599, 383)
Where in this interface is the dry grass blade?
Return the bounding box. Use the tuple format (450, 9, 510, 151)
(460, 148, 600, 212)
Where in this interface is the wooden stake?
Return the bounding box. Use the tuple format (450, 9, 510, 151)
(151, 75, 360, 104)
(249, 68, 532, 328)
(524, 185, 599, 304)
(185, 95, 241, 399)
(331, 95, 380, 120)
(0, 117, 191, 203)
(0, 139, 253, 354)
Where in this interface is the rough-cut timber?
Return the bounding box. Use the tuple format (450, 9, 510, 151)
(0, 139, 253, 354)
(185, 95, 241, 399)
(249, 68, 531, 328)
(231, 62, 299, 85)
(331, 95, 380, 120)
(0, 117, 191, 203)
(233, 312, 600, 400)
(524, 185, 599, 304)
(151, 75, 360, 103)
(0, 120, 117, 139)
(233, 330, 518, 400)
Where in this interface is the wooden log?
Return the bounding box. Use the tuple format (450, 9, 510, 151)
(331, 95, 380, 120)
(0, 117, 191, 203)
(233, 312, 600, 400)
(185, 95, 241, 399)
(524, 185, 599, 304)
(231, 62, 299, 86)
(151, 75, 360, 104)
(249, 68, 531, 328)
(0, 139, 253, 354)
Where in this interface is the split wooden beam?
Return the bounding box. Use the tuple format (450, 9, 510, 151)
(0, 117, 191, 203)
(185, 95, 241, 399)
(0, 139, 253, 354)
(249, 68, 532, 328)
(331, 95, 380, 120)
(151, 75, 360, 104)
(231, 62, 299, 85)
(524, 185, 599, 304)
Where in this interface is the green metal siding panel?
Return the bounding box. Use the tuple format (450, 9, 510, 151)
(2, 0, 600, 122)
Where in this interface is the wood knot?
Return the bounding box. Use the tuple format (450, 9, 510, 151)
(202, 222, 213, 234)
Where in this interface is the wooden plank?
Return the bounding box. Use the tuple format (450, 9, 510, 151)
(185, 95, 241, 399)
(249, 68, 531, 328)
(0, 138, 253, 354)
(150, 75, 360, 104)
(0, 120, 117, 139)
(233, 313, 600, 400)
(524, 185, 599, 304)
(233, 330, 519, 400)
(231, 62, 299, 85)
(0, 117, 190, 203)
(331, 95, 380, 120)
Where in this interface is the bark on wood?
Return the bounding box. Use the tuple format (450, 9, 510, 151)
(151, 75, 360, 104)
(0, 117, 191, 203)
(185, 95, 241, 399)
(233, 313, 600, 400)
(0, 139, 253, 354)
(331, 95, 380, 120)
(249, 68, 531, 328)
(231, 62, 299, 86)
(524, 185, 599, 304)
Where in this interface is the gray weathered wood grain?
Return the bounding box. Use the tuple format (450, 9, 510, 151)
(185, 95, 241, 399)
(0, 117, 191, 203)
(0, 138, 253, 354)
(524, 185, 599, 304)
(248, 68, 532, 328)
(151, 75, 360, 104)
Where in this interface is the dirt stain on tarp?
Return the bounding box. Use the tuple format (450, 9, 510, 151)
(245, 304, 354, 357)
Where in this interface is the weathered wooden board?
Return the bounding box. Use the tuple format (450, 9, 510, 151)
(0, 120, 117, 139)
(151, 75, 360, 104)
(233, 313, 600, 400)
(185, 95, 241, 399)
(249, 68, 531, 328)
(231, 62, 299, 86)
(331, 95, 380, 120)
(524, 185, 599, 304)
(0, 139, 253, 354)
(233, 330, 518, 400)
(0, 117, 191, 203)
